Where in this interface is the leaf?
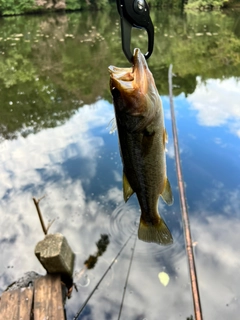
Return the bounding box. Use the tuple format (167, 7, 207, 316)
(158, 272, 170, 287)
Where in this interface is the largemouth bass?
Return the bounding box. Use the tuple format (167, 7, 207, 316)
(108, 48, 173, 245)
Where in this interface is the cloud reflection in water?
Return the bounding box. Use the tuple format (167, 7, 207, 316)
(1, 77, 240, 319)
(0, 98, 191, 319)
(188, 77, 240, 137)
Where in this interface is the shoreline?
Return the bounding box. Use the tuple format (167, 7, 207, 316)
(1, 2, 240, 18)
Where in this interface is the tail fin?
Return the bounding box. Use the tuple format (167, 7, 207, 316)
(138, 217, 173, 245)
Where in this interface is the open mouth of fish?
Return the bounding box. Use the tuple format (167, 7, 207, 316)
(108, 48, 153, 97)
(108, 48, 158, 119)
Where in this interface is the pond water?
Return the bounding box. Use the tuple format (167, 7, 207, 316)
(0, 8, 240, 320)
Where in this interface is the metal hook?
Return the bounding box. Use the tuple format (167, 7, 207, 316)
(116, 0, 154, 63)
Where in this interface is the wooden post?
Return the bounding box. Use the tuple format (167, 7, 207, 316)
(0, 287, 33, 320)
(0, 275, 66, 320)
(34, 274, 65, 320)
(0, 196, 73, 320)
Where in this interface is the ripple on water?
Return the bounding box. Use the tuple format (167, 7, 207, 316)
(74, 258, 114, 291)
(108, 202, 183, 263)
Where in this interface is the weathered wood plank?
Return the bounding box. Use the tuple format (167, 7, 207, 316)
(0, 287, 33, 320)
(0, 289, 20, 320)
(0, 275, 65, 320)
(34, 274, 65, 320)
(19, 287, 33, 320)
(51, 274, 65, 319)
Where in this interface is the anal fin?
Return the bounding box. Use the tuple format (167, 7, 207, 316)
(161, 177, 173, 205)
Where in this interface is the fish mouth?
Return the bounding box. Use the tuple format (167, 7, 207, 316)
(108, 48, 151, 95)
(132, 48, 149, 87)
(108, 48, 158, 117)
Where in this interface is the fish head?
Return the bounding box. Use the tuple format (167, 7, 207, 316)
(108, 48, 161, 122)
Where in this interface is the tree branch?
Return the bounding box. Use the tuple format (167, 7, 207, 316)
(33, 196, 48, 235)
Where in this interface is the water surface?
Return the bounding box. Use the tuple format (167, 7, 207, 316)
(0, 9, 240, 320)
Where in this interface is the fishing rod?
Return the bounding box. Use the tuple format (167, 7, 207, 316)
(168, 65, 203, 320)
(73, 231, 135, 320)
(117, 234, 138, 320)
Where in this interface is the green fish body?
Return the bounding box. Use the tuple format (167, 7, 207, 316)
(109, 48, 173, 245)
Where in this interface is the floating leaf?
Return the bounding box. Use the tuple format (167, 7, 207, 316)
(158, 272, 170, 287)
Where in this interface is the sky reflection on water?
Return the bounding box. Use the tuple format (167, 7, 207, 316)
(0, 10, 240, 320)
(0, 98, 190, 319)
(169, 77, 240, 319)
(1, 77, 240, 318)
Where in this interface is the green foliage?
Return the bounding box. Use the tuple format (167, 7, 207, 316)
(0, 53, 36, 87)
(0, 0, 113, 16)
(0, 0, 238, 16)
(186, 0, 229, 10)
(148, 0, 183, 8)
(82, 0, 109, 10)
(0, 0, 35, 15)
(66, 0, 82, 10)
(0, 10, 239, 140)
(93, 0, 109, 10)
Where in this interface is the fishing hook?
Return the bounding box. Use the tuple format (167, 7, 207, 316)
(116, 0, 154, 63)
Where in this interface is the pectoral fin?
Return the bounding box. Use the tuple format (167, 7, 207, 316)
(163, 128, 168, 148)
(161, 178, 173, 205)
(123, 172, 134, 202)
(108, 117, 117, 134)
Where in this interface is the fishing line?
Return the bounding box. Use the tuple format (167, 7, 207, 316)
(73, 231, 135, 320)
(117, 233, 138, 320)
(168, 64, 203, 320)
